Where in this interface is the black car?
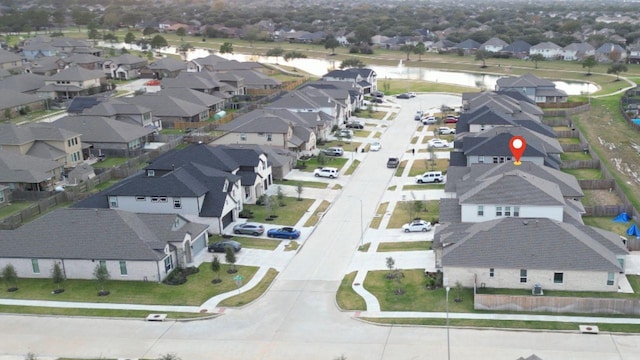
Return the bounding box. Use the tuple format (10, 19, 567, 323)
(396, 93, 411, 99)
(208, 240, 242, 253)
(371, 98, 383, 104)
(345, 122, 364, 129)
(372, 91, 384, 98)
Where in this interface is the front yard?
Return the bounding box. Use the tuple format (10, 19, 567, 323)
(387, 200, 439, 228)
(242, 196, 315, 226)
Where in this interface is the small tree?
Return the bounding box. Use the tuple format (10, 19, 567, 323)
(2, 264, 18, 291)
(277, 186, 285, 206)
(325, 36, 340, 55)
(454, 281, 464, 302)
(283, 51, 306, 62)
(176, 27, 186, 38)
(25, 352, 38, 360)
(530, 54, 544, 69)
(4, 108, 12, 119)
(266, 47, 284, 61)
(607, 62, 628, 81)
(124, 31, 135, 44)
(219, 42, 234, 54)
(393, 268, 405, 295)
(93, 263, 110, 296)
(414, 42, 426, 61)
(151, 34, 168, 49)
(475, 50, 490, 68)
(211, 256, 221, 284)
(400, 44, 415, 61)
(51, 262, 65, 292)
(158, 353, 181, 360)
(339, 58, 365, 69)
(427, 147, 437, 170)
(296, 182, 303, 201)
(225, 247, 237, 274)
(582, 55, 597, 75)
(385, 256, 395, 279)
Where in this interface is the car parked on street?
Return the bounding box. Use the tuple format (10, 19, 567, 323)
(370, 141, 382, 151)
(387, 157, 400, 168)
(314, 167, 339, 178)
(208, 239, 242, 253)
(402, 220, 432, 232)
(396, 93, 411, 99)
(267, 226, 301, 239)
(345, 121, 364, 129)
(232, 222, 265, 236)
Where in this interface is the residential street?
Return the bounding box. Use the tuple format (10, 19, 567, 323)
(1, 94, 639, 360)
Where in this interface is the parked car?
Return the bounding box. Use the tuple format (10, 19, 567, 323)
(445, 116, 459, 124)
(402, 220, 432, 232)
(208, 239, 242, 253)
(370, 141, 382, 151)
(321, 147, 344, 156)
(371, 98, 383, 104)
(422, 116, 437, 125)
(415, 171, 444, 183)
(373, 91, 384, 98)
(414, 111, 424, 121)
(439, 127, 456, 135)
(232, 222, 265, 236)
(345, 121, 364, 129)
(428, 139, 449, 148)
(314, 167, 339, 178)
(396, 93, 411, 99)
(408, 92, 417, 97)
(267, 226, 301, 239)
(338, 129, 354, 138)
(387, 157, 400, 168)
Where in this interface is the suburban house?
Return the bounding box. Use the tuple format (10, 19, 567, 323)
(80, 97, 162, 130)
(0, 123, 83, 168)
(122, 93, 210, 128)
(0, 49, 23, 72)
(265, 90, 346, 128)
(0, 208, 209, 282)
(455, 39, 481, 54)
(143, 57, 188, 79)
(156, 88, 225, 117)
(562, 43, 595, 61)
(0, 90, 46, 120)
(0, 73, 48, 94)
(434, 217, 627, 292)
(58, 53, 104, 71)
(629, 43, 640, 65)
(229, 69, 282, 92)
(102, 54, 148, 80)
(220, 144, 296, 180)
(213, 108, 318, 154)
(595, 42, 627, 63)
(529, 42, 564, 60)
(51, 115, 154, 158)
(24, 56, 62, 76)
(301, 80, 363, 112)
(480, 37, 509, 53)
(0, 149, 64, 192)
(211, 145, 273, 204)
(457, 103, 555, 139)
(161, 71, 235, 101)
(37, 66, 106, 101)
(22, 42, 59, 60)
(187, 54, 262, 73)
(321, 68, 377, 94)
(499, 40, 531, 59)
(452, 126, 563, 169)
(495, 73, 568, 103)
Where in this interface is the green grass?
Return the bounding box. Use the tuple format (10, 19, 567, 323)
(0, 305, 211, 319)
(0, 201, 32, 219)
(562, 168, 603, 180)
(284, 241, 299, 251)
(92, 157, 128, 168)
(242, 196, 315, 226)
(209, 234, 281, 250)
(387, 200, 439, 229)
(218, 268, 278, 307)
(561, 152, 593, 161)
(558, 137, 581, 144)
(344, 159, 360, 175)
(409, 159, 449, 176)
(92, 179, 120, 192)
(376, 241, 432, 252)
(303, 200, 331, 227)
(403, 184, 446, 190)
(336, 271, 367, 311)
(0, 263, 258, 306)
(296, 156, 348, 172)
(273, 179, 328, 189)
(583, 216, 631, 237)
(358, 243, 371, 252)
(370, 202, 388, 229)
(394, 160, 407, 177)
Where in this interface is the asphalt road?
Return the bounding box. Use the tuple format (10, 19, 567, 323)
(1, 94, 638, 360)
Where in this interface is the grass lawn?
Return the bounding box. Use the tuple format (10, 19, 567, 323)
(92, 157, 128, 168)
(296, 156, 348, 172)
(370, 202, 389, 229)
(336, 272, 367, 311)
(562, 168, 603, 180)
(409, 159, 450, 176)
(303, 200, 331, 227)
(92, 179, 120, 192)
(0, 201, 32, 219)
(218, 268, 279, 307)
(354, 130, 371, 138)
(558, 137, 581, 144)
(387, 200, 439, 228)
(403, 183, 446, 190)
(0, 305, 211, 319)
(363, 269, 474, 312)
(394, 160, 407, 177)
(209, 234, 281, 251)
(582, 216, 631, 237)
(344, 159, 360, 175)
(355, 110, 386, 120)
(284, 241, 299, 251)
(373, 132, 382, 138)
(0, 263, 258, 307)
(561, 152, 593, 161)
(242, 196, 315, 226)
(273, 179, 328, 189)
(377, 241, 432, 252)
(582, 190, 623, 207)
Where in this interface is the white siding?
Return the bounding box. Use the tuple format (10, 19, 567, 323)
(111, 195, 203, 216)
(467, 156, 543, 166)
(461, 204, 563, 222)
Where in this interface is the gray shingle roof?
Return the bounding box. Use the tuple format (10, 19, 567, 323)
(52, 115, 154, 143)
(108, 167, 209, 197)
(48, 66, 104, 81)
(0, 149, 60, 183)
(441, 217, 625, 272)
(0, 73, 47, 93)
(0, 208, 208, 261)
(0, 89, 43, 110)
(148, 57, 188, 72)
(123, 93, 209, 117)
(0, 123, 78, 145)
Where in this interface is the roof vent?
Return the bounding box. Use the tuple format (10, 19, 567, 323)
(523, 220, 529, 226)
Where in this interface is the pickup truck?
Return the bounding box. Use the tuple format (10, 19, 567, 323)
(387, 157, 400, 168)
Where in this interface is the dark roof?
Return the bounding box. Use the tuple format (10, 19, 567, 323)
(148, 143, 239, 173)
(67, 96, 108, 114)
(108, 167, 210, 197)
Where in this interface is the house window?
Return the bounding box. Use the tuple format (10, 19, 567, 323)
(0, 191, 4, 203)
(240, 133, 247, 141)
(136, 196, 146, 201)
(164, 256, 173, 272)
(493, 157, 499, 164)
(31, 259, 40, 274)
(520, 269, 527, 283)
(553, 272, 563, 284)
(477, 205, 484, 216)
(109, 196, 118, 208)
(148, 170, 155, 177)
(257, 132, 264, 136)
(607, 272, 615, 286)
(99, 260, 106, 269)
(496, 206, 502, 216)
(174, 199, 182, 209)
(119, 261, 128, 276)
(504, 206, 511, 217)
(151, 197, 159, 203)
(489, 268, 494, 278)
(159, 197, 168, 203)
(266, 133, 272, 141)
(478, 156, 484, 163)
(514, 206, 520, 217)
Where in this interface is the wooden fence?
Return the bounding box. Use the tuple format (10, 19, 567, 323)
(474, 293, 640, 315)
(560, 159, 600, 169)
(578, 179, 615, 190)
(584, 205, 634, 217)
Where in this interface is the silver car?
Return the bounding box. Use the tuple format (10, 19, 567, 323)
(232, 222, 265, 236)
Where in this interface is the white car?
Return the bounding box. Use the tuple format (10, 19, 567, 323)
(439, 127, 456, 135)
(408, 92, 417, 97)
(428, 139, 449, 148)
(370, 141, 382, 151)
(422, 116, 437, 125)
(402, 220, 432, 232)
(314, 167, 339, 178)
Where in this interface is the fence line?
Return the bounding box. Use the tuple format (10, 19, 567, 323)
(560, 159, 600, 169)
(578, 179, 614, 189)
(475, 293, 640, 315)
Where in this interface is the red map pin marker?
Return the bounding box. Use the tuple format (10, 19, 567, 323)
(509, 136, 526, 166)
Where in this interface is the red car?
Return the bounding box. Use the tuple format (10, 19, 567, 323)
(146, 80, 161, 86)
(445, 116, 459, 124)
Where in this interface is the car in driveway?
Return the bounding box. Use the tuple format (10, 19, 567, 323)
(232, 222, 265, 236)
(445, 116, 459, 124)
(314, 167, 339, 178)
(372, 91, 384, 98)
(208, 239, 242, 253)
(439, 127, 455, 135)
(321, 147, 343, 156)
(345, 121, 364, 129)
(428, 139, 449, 148)
(370, 141, 382, 151)
(422, 116, 437, 125)
(396, 93, 411, 99)
(371, 98, 383, 104)
(415, 171, 444, 183)
(402, 220, 432, 232)
(267, 226, 301, 239)
(337, 129, 354, 138)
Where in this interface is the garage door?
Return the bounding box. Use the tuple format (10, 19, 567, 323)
(191, 232, 206, 255)
(221, 211, 234, 228)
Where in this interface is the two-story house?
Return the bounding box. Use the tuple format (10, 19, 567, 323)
(37, 66, 106, 100)
(321, 68, 377, 95)
(495, 73, 568, 103)
(103, 54, 148, 80)
(0, 149, 64, 192)
(529, 41, 564, 60)
(0, 49, 23, 72)
(81, 98, 161, 130)
(0, 123, 83, 168)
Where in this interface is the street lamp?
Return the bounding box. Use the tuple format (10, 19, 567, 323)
(348, 196, 364, 247)
(446, 286, 451, 360)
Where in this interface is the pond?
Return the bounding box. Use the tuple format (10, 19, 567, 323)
(185, 48, 598, 95)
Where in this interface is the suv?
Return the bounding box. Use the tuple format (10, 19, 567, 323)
(422, 116, 437, 125)
(439, 127, 455, 135)
(387, 157, 400, 168)
(345, 121, 364, 129)
(321, 147, 343, 156)
(415, 171, 444, 183)
(314, 167, 339, 178)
